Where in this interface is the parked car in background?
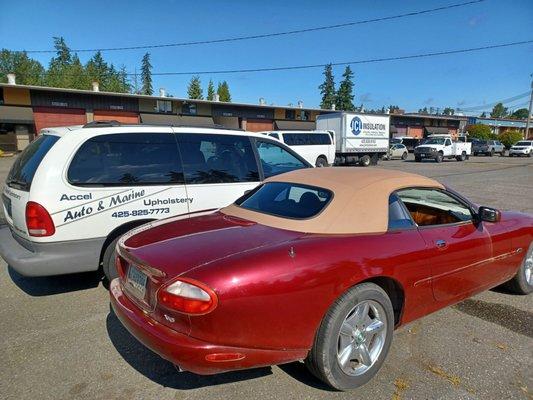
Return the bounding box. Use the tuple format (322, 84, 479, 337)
(110, 168, 532, 391)
(262, 130, 335, 167)
(0, 122, 311, 281)
(384, 143, 408, 160)
(509, 140, 533, 157)
(391, 136, 422, 153)
(472, 139, 505, 156)
(414, 134, 472, 162)
(316, 112, 390, 166)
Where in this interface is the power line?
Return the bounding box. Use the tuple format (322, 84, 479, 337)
(456, 91, 531, 111)
(18, 0, 486, 53)
(135, 40, 533, 76)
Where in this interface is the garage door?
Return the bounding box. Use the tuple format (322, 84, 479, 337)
(246, 119, 273, 132)
(33, 107, 87, 133)
(94, 110, 139, 124)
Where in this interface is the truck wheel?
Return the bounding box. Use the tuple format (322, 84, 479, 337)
(103, 237, 121, 282)
(456, 151, 466, 162)
(305, 283, 394, 390)
(435, 152, 443, 163)
(490, 149, 495, 157)
(401, 152, 408, 160)
(359, 155, 371, 167)
(415, 156, 422, 162)
(316, 156, 328, 168)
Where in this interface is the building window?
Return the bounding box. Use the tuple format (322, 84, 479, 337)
(300, 110, 310, 121)
(285, 109, 295, 120)
(182, 103, 197, 115)
(157, 100, 172, 113)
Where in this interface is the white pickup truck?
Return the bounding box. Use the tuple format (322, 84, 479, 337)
(414, 134, 471, 163)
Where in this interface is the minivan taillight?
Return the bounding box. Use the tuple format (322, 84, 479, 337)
(25, 201, 55, 237)
(158, 278, 218, 315)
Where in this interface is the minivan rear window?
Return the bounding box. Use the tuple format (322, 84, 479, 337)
(7, 134, 59, 191)
(68, 133, 184, 186)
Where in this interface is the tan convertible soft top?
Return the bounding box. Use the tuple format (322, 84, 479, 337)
(221, 168, 443, 234)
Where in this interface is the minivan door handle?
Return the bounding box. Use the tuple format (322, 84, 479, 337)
(435, 239, 447, 249)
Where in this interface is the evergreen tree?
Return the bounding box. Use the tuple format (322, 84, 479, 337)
(217, 81, 231, 102)
(187, 76, 203, 99)
(319, 64, 336, 109)
(45, 36, 74, 88)
(510, 108, 529, 119)
(86, 51, 108, 87)
(490, 102, 508, 118)
(207, 79, 215, 100)
(141, 53, 153, 95)
(0, 49, 45, 85)
(335, 66, 355, 111)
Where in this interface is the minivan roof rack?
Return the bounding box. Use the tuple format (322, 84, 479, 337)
(82, 120, 121, 128)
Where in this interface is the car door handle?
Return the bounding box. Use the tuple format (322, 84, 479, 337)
(435, 239, 447, 249)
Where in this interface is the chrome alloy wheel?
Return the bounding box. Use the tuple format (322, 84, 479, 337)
(336, 300, 387, 376)
(524, 245, 533, 286)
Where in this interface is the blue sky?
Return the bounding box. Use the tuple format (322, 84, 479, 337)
(1, 0, 532, 112)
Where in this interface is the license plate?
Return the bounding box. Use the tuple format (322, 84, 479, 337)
(2, 194, 12, 218)
(127, 265, 147, 297)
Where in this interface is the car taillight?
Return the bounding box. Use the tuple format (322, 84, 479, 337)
(115, 255, 127, 279)
(158, 278, 218, 315)
(25, 201, 55, 237)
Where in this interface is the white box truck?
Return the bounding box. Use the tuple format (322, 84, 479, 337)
(316, 112, 390, 166)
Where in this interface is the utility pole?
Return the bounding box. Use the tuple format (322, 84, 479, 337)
(525, 74, 533, 140)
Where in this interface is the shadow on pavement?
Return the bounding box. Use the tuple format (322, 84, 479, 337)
(8, 266, 101, 296)
(277, 362, 335, 391)
(453, 298, 533, 338)
(106, 308, 273, 389)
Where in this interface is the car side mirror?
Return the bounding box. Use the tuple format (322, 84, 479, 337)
(478, 206, 501, 223)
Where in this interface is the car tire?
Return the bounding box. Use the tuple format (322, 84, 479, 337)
(305, 283, 394, 391)
(316, 156, 328, 168)
(528, 152, 532, 158)
(415, 156, 422, 162)
(473, 152, 477, 156)
(359, 155, 371, 167)
(401, 152, 408, 160)
(490, 149, 495, 157)
(102, 236, 121, 282)
(435, 152, 443, 163)
(501, 243, 533, 295)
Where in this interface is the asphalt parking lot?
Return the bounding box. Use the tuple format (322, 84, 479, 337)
(0, 154, 532, 400)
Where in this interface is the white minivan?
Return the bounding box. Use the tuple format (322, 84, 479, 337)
(0, 122, 311, 280)
(262, 131, 335, 167)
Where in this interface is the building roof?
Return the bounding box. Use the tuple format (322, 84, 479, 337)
(0, 83, 332, 113)
(221, 168, 443, 234)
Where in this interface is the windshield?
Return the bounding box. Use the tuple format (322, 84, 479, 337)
(515, 141, 531, 146)
(236, 182, 332, 219)
(423, 138, 446, 145)
(6, 134, 60, 191)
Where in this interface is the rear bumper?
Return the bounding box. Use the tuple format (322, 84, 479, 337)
(509, 149, 530, 155)
(0, 225, 104, 276)
(109, 278, 307, 375)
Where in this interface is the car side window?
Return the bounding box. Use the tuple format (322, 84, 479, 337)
(177, 133, 259, 184)
(255, 139, 308, 178)
(445, 139, 452, 146)
(388, 193, 415, 230)
(397, 188, 472, 227)
(68, 133, 184, 186)
(269, 133, 279, 140)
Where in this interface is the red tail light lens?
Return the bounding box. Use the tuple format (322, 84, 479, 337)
(115, 255, 127, 279)
(25, 201, 55, 237)
(158, 278, 218, 315)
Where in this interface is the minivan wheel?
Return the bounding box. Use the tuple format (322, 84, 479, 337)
(501, 243, 533, 295)
(102, 237, 120, 282)
(359, 155, 371, 167)
(305, 283, 394, 390)
(316, 156, 328, 168)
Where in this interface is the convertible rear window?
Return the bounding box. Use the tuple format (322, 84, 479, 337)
(236, 182, 332, 219)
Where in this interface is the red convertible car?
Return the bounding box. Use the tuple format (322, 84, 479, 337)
(110, 168, 532, 390)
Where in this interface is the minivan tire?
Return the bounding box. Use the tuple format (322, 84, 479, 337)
(103, 237, 121, 282)
(316, 156, 328, 168)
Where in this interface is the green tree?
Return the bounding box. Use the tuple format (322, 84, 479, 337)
(217, 81, 231, 102)
(0, 49, 45, 85)
(141, 52, 153, 95)
(188, 76, 203, 99)
(319, 64, 336, 109)
(86, 51, 108, 87)
(510, 108, 529, 119)
(418, 107, 429, 114)
(490, 102, 508, 118)
(442, 107, 455, 115)
(498, 129, 523, 148)
(467, 124, 493, 140)
(480, 112, 487, 117)
(45, 36, 74, 88)
(388, 105, 400, 113)
(335, 66, 355, 111)
(207, 79, 215, 100)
